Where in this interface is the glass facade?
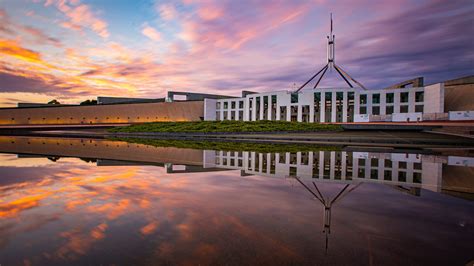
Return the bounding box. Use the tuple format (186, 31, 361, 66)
(415, 91, 424, 102)
(291, 93, 298, 103)
(325, 92, 332, 122)
(386, 93, 394, 103)
(314, 92, 321, 122)
(400, 92, 409, 103)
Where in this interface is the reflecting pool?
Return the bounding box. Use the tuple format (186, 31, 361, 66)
(0, 136, 473, 265)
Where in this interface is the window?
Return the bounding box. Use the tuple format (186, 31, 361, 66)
(360, 94, 367, 104)
(370, 169, 378, 179)
(336, 92, 343, 101)
(263, 96, 268, 108)
(371, 158, 378, 167)
(223, 111, 228, 119)
(216, 102, 221, 109)
(400, 92, 409, 103)
(279, 153, 286, 164)
(224, 102, 228, 109)
(372, 93, 380, 104)
(359, 158, 365, 166)
(231, 101, 236, 109)
(314, 92, 321, 102)
(291, 93, 298, 103)
(398, 171, 407, 182)
(384, 170, 392, 180)
(415, 105, 423, 113)
(415, 91, 424, 102)
(272, 95, 277, 104)
(385, 159, 392, 168)
(360, 106, 367, 114)
(400, 105, 409, 113)
(386, 106, 394, 115)
(414, 162, 422, 170)
(399, 161, 407, 169)
(372, 106, 380, 115)
(386, 93, 394, 103)
(216, 112, 220, 121)
(413, 172, 422, 183)
(239, 101, 244, 108)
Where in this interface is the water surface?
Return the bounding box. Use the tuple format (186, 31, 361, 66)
(0, 136, 473, 265)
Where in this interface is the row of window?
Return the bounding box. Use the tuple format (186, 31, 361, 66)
(216, 110, 244, 121)
(217, 100, 244, 110)
(360, 91, 424, 105)
(358, 158, 422, 170)
(360, 104, 424, 115)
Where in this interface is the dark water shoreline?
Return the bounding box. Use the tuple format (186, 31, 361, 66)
(1, 127, 474, 149)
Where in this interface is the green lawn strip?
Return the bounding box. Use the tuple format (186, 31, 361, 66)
(109, 137, 341, 153)
(108, 120, 342, 133)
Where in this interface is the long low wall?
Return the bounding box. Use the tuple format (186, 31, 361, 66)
(0, 101, 204, 125)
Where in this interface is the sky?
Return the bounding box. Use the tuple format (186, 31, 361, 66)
(0, 0, 472, 107)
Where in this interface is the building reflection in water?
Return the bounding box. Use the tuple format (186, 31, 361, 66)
(0, 136, 473, 196)
(203, 150, 473, 195)
(0, 136, 473, 265)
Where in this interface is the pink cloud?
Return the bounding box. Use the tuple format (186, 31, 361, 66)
(141, 24, 161, 41)
(157, 3, 177, 21)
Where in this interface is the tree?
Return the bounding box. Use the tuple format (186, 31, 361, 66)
(80, 99, 98, 105)
(48, 99, 61, 105)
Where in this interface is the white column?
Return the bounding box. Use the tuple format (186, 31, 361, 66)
(409, 90, 416, 113)
(276, 104, 281, 121)
(394, 92, 401, 113)
(379, 92, 385, 115)
(252, 97, 257, 121)
(341, 152, 347, 180)
(331, 92, 337, 122)
(297, 105, 302, 122)
(320, 91, 326, 122)
(319, 151, 324, 178)
(367, 94, 373, 116)
(342, 92, 348, 123)
(330, 151, 336, 179)
(355, 92, 360, 115)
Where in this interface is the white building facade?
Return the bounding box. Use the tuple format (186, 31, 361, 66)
(205, 83, 445, 123)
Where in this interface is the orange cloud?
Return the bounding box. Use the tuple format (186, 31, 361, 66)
(140, 221, 158, 235)
(0, 40, 43, 64)
(0, 194, 47, 218)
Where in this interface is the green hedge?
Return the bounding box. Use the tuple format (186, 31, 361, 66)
(109, 120, 342, 133)
(109, 137, 341, 153)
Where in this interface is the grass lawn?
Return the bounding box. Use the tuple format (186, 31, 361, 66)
(108, 120, 342, 133)
(110, 137, 341, 153)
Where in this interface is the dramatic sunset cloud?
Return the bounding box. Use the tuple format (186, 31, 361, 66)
(0, 0, 472, 106)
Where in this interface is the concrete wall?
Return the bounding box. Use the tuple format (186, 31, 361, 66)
(0, 101, 204, 125)
(392, 112, 423, 122)
(0, 136, 204, 166)
(204, 98, 217, 121)
(448, 111, 474, 121)
(444, 83, 474, 112)
(424, 83, 444, 113)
